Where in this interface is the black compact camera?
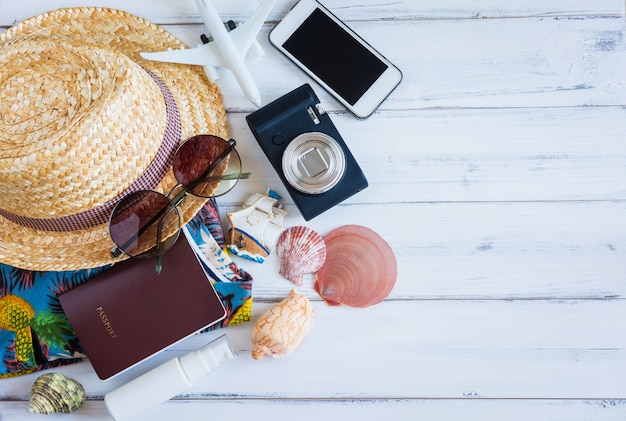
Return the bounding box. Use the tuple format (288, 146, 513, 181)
(246, 84, 368, 220)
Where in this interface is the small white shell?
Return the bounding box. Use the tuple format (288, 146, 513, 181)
(251, 290, 314, 360)
(28, 373, 86, 414)
(275, 226, 327, 286)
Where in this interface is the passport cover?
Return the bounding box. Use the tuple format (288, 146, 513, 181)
(59, 235, 226, 380)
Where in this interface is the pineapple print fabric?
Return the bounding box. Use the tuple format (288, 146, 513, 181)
(0, 199, 252, 378)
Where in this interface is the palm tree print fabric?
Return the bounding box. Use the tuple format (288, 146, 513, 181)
(0, 198, 252, 378)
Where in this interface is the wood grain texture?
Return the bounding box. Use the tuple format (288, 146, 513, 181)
(0, 0, 623, 24)
(2, 399, 625, 421)
(227, 108, 626, 203)
(0, 0, 624, 420)
(144, 17, 626, 112)
(2, 301, 625, 399)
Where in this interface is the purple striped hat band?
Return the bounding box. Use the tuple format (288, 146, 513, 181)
(0, 69, 181, 232)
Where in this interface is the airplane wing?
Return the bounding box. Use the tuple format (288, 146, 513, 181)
(227, 0, 274, 58)
(140, 0, 274, 68)
(140, 42, 227, 67)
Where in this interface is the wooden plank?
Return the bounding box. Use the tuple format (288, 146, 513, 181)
(226, 107, 626, 205)
(191, 17, 626, 111)
(216, 200, 626, 300)
(0, 0, 622, 26)
(1, 398, 626, 421)
(2, 300, 624, 400)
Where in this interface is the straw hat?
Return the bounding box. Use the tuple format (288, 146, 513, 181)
(0, 8, 229, 271)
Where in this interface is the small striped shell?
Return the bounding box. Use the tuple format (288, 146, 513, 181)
(251, 290, 314, 360)
(275, 226, 326, 286)
(28, 373, 86, 414)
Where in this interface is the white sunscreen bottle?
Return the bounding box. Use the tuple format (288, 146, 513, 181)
(104, 334, 237, 420)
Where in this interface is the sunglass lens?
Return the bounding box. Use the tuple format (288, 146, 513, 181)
(173, 135, 242, 198)
(109, 190, 181, 259)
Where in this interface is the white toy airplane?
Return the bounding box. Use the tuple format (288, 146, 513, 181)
(141, 0, 275, 107)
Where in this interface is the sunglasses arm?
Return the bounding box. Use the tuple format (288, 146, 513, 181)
(153, 201, 182, 274)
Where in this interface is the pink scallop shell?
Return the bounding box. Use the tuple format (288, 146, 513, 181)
(314, 225, 397, 307)
(276, 226, 327, 286)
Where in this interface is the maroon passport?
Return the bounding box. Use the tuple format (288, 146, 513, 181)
(59, 236, 226, 380)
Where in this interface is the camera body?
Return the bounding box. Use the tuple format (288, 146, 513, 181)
(246, 84, 368, 220)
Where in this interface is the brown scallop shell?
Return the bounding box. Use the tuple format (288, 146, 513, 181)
(314, 225, 397, 307)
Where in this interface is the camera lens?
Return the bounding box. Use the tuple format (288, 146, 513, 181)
(282, 132, 346, 194)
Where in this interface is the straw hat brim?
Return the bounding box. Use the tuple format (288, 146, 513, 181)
(0, 7, 228, 271)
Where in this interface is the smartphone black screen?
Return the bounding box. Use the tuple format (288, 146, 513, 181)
(282, 8, 388, 105)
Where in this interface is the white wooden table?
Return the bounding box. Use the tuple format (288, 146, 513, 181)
(2, 1, 626, 419)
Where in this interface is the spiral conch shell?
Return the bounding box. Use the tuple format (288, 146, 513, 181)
(275, 226, 327, 286)
(251, 290, 314, 360)
(28, 373, 86, 414)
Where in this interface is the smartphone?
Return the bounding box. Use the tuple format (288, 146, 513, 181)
(269, 0, 402, 118)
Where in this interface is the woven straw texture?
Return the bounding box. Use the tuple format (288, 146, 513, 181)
(0, 7, 229, 271)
